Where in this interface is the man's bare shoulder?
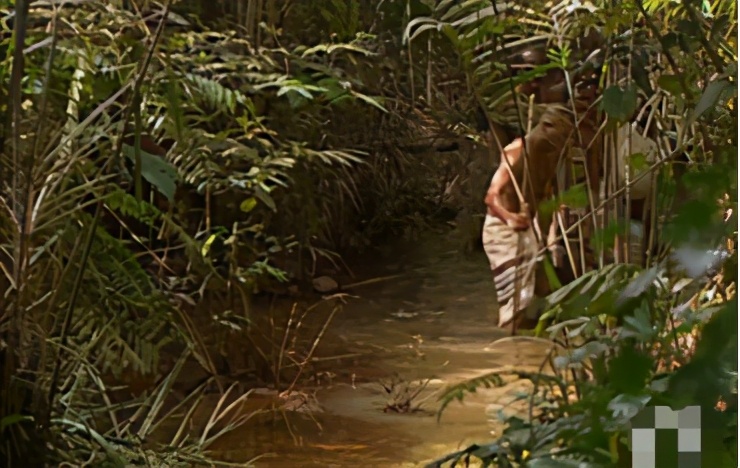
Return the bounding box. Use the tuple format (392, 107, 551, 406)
(504, 138, 523, 152)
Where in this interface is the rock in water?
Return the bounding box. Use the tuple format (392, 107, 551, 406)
(312, 276, 339, 293)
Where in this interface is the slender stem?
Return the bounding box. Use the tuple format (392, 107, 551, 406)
(44, 0, 172, 426)
(133, 89, 143, 201)
(534, 143, 693, 259)
(3, 0, 30, 427)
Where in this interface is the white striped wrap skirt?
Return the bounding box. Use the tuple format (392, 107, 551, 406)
(481, 214, 540, 328)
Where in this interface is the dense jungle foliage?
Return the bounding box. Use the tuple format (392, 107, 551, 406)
(0, 0, 737, 466)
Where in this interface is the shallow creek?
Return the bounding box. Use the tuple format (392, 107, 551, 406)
(206, 229, 553, 467)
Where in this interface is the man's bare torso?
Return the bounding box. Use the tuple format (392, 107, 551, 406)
(485, 98, 599, 231)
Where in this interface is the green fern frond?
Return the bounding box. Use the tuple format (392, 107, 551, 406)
(437, 371, 506, 420)
(183, 73, 251, 115)
(436, 368, 571, 422)
(105, 189, 161, 225)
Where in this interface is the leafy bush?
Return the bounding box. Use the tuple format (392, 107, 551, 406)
(0, 0, 453, 464)
(411, 0, 738, 466)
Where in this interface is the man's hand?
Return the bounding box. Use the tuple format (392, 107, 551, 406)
(506, 212, 531, 231)
(485, 191, 531, 231)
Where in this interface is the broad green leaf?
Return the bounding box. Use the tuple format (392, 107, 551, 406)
(608, 345, 653, 394)
(677, 19, 702, 38)
(542, 255, 562, 291)
(471, 443, 500, 459)
(546, 263, 639, 319)
(277, 85, 316, 100)
(0, 414, 33, 432)
(710, 14, 731, 38)
(691, 79, 736, 122)
(545, 267, 598, 306)
(545, 317, 590, 337)
(664, 199, 720, 244)
(592, 220, 629, 254)
(504, 427, 532, 449)
(561, 293, 593, 318)
(657, 74, 683, 97)
(539, 184, 588, 220)
(254, 186, 277, 212)
(681, 163, 735, 200)
(587, 287, 622, 317)
(318, 77, 348, 101)
(671, 277, 695, 294)
(554, 341, 609, 369)
(597, 267, 636, 304)
(601, 84, 638, 122)
(618, 266, 659, 304)
(439, 23, 460, 46)
(650, 376, 670, 393)
(403, 19, 443, 44)
(607, 393, 651, 421)
(123, 144, 178, 202)
(240, 197, 258, 213)
(620, 301, 655, 341)
(350, 90, 388, 112)
(631, 53, 653, 95)
(201, 233, 218, 257)
(690, 298, 737, 362)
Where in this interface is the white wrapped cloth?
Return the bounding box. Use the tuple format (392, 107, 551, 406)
(616, 123, 660, 201)
(481, 214, 540, 327)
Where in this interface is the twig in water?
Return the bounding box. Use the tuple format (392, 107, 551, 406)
(342, 274, 404, 290)
(275, 302, 298, 391)
(282, 302, 342, 396)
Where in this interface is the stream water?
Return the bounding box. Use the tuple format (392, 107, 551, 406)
(206, 227, 552, 467)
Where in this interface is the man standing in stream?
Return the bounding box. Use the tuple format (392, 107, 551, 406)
(482, 48, 601, 332)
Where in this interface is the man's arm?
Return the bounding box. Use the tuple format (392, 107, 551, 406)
(484, 138, 530, 231)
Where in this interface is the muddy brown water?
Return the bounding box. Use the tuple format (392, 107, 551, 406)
(204, 228, 553, 467)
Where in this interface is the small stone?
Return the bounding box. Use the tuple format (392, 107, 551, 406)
(391, 311, 418, 319)
(312, 276, 339, 293)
